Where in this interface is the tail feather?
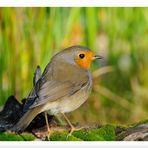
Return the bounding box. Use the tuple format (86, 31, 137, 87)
(11, 106, 42, 132)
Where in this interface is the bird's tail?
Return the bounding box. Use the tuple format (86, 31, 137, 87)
(11, 106, 42, 133)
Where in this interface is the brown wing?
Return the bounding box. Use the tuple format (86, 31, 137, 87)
(30, 58, 90, 109)
(30, 80, 83, 108)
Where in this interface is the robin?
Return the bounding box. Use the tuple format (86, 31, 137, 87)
(12, 45, 102, 135)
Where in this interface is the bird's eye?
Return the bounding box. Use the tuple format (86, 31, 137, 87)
(79, 54, 85, 59)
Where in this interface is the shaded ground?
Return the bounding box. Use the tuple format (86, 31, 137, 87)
(0, 95, 148, 141)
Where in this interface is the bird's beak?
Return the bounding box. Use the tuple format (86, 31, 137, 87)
(92, 54, 103, 60)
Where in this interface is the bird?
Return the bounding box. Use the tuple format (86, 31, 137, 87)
(11, 45, 102, 135)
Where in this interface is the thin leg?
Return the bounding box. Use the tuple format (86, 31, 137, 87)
(44, 112, 51, 138)
(62, 113, 83, 136)
(62, 113, 74, 129)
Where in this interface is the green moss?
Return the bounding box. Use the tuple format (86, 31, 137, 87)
(0, 132, 35, 141)
(50, 131, 82, 141)
(72, 129, 104, 141)
(95, 125, 116, 140)
(1, 119, 148, 141)
(50, 125, 116, 141)
(73, 125, 116, 141)
(21, 133, 36, 141)
(112, 123, 128, 129)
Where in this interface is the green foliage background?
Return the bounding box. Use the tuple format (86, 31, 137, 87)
(0, 8, 148, 125)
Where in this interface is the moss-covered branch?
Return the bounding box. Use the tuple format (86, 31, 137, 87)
(0, 120, 148, 141)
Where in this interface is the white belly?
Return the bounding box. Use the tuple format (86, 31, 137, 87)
(42, 87, 91, 115)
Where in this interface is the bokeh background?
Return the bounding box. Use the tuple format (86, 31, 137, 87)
(0, 8, 148, 125)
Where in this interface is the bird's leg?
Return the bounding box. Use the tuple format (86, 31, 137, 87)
(62, 113, 83, 136)
(44, 112, 51, 139)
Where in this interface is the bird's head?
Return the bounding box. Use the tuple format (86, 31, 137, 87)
(53, 45, 102, 70)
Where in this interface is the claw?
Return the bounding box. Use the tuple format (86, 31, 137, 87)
(67, 126, 84, 138)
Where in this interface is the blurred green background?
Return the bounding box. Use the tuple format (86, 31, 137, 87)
(0, 8, 148, 125)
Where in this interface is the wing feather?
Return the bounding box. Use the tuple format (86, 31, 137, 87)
(30, 80, 82, 108)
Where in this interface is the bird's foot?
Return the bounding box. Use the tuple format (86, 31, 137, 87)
(67, 126, 84, 138)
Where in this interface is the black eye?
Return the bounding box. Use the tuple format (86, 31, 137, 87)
(79, 54, 85, 59)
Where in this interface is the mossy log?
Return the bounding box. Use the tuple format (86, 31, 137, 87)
(0, 121, 148, 141)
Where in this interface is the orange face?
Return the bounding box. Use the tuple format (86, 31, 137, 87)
(75, 51, 96, 69)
